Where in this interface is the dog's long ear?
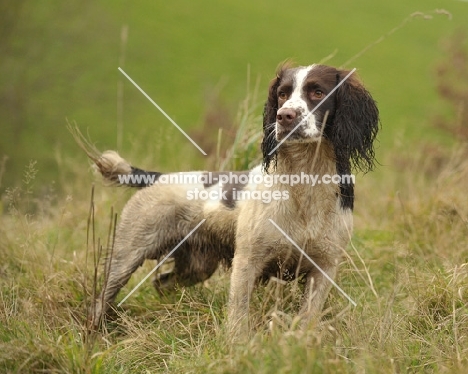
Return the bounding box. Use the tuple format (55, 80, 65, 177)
(330, 71, 380, 174)
(261, 67, 285, 173)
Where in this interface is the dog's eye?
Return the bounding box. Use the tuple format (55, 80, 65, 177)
(313, 90, 324, 99)
(278, 91, 288, 100)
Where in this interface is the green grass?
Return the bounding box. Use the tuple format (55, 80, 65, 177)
(1, 0, 468, 186)
(2, 62, 468, 370)
(1, 137, 468, 372)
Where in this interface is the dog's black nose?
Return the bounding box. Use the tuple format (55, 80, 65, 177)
(276, 108, 297, 129)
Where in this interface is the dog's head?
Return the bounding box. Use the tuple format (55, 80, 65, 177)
(261, 64, 379, 174)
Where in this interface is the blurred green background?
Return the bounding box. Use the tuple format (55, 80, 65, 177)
(1, 0, 467, 190)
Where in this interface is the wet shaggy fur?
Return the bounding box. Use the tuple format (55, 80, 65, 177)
(77, 63, 379, 332)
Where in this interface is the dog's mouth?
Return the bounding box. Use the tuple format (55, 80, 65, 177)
(275, 122, 321, 142)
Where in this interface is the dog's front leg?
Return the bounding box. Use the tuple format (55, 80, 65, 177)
(227, 249, 258, 341)
(299, 257, 338, 327)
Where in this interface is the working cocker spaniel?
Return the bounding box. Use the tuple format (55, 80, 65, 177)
(77, 63, 379, 336)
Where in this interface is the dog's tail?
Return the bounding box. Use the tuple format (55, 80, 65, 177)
(68, 124, 161, 187)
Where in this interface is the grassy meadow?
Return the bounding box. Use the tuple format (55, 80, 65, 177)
(1, 0, 468, 372)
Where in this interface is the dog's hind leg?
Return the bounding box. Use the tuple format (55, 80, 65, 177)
(88, 196, 169, 328)
(89, 241, 146, 329)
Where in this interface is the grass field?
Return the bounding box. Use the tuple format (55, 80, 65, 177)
(1, 0, 468, 183)
(1, 0, 468, 372)
(1, 115, 468, 373)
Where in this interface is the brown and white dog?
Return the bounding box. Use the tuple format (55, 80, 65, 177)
(79, 63, 379, 334)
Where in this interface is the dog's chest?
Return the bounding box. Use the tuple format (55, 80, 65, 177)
(250, 188, 336, 249)
(269, 182, 336, 224)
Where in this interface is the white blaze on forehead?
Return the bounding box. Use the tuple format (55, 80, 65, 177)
(281, 65, 315, 113)
(280, 64, 320, 139)
(291, 65, 315, 100)
(273, 64, 322, 145)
